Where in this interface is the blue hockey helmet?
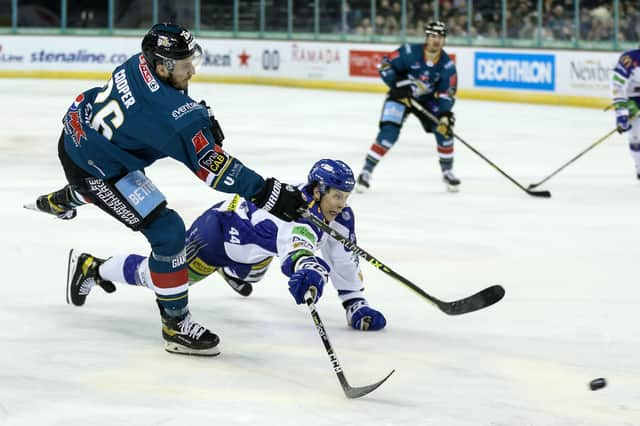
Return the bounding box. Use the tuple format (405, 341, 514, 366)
(307, 159, 356, 194)
(141, 23, 202, 72)
(425, 20, 447, 37)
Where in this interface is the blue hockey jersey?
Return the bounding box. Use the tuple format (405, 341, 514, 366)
(379, 43, 457, 113)
(61, 53, 263, 198)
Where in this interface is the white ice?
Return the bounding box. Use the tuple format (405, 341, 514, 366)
(1, 79, 639, 426)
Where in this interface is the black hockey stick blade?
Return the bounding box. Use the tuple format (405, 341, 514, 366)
(340, 369, 396, 399)
(526, 189, 551, 198)
(436, 284, 505, 315)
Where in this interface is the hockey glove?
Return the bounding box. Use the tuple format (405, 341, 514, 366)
(435, 111, 455, 139)
(345, 298, 387, 331)
(199, 100, 225, 146)
(252, 177, 307, 222)
(616, 113, 632, 133)
(389, 79, 429, 101)
(287, 257, 330, 304)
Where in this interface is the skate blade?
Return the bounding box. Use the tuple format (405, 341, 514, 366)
(23, 202, 39, 212)
(66, 249, 81, 305)
(355, 184, 369, 194)
(445, 184, 460, 193)
(164, 341, 221, 357)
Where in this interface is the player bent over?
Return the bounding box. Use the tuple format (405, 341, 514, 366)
(26, 23, 306, 356)
(356, 21, 459, 192)
(68, 159, 387, 333)
(611, 48, 640, 179)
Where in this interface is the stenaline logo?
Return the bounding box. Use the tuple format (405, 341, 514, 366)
(474, 52, 555, 91)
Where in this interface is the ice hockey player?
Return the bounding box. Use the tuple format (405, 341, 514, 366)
(25, 23, 307, 356)
(67, 159, 387, 336)
(611, 48, 640, 179)
(356, 20, 459, 192)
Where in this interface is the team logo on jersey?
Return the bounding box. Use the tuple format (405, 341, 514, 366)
(138, 55, 159, 92)
(620, 55, 634, 70)
(63, 93, 87, 146)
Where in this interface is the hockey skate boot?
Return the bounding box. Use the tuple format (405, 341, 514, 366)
(66, 249, 116, 306)
(442, 170, 460, 192)
(356, 170, 371, 193)
(218, 268, 253, 297)
(162, 313, 220, 356)
(25, 187, 80, 220)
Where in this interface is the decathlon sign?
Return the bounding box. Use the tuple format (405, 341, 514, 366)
(474, 52, 555, 91)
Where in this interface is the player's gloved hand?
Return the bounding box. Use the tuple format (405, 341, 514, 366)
(199, 100, 225, 146)
(287, 257, 330, 304)
(435, 111, 455, 138)
(252, 177, 307, 222)
(345, 298, 387, 331)
(616, 113, 632, 133)
(390, 79, 429, 100)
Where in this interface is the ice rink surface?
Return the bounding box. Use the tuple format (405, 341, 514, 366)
(1, 78, 639, 426)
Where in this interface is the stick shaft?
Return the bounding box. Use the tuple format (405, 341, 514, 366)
(408, 98, 549, 197)
(529, 128, 617, 188)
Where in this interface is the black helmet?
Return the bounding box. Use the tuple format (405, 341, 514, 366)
(425, 20, 447, 37)
(141, 23, 201, 71)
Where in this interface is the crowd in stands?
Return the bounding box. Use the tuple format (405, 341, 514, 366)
(343, 0, 640, 43)
(4, 0, 639, 44)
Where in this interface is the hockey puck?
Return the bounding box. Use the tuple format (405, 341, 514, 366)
(589, 378, 607, 391)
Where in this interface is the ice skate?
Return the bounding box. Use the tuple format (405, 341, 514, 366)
(356, 170, 371, 193)
(162, 313, 220, 356)
(25, 191, 77, 220)
(66, 249, 116, 306)
(218, 268, 253, 297)
(442, 170, 460, 192)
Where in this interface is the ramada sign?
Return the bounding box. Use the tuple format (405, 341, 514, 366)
(349, 49, 456, 77)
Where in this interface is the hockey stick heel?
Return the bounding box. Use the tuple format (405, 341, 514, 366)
(305, 291, 394, 399)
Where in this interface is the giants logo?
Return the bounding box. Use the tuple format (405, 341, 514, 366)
(63, 93, 87, 146)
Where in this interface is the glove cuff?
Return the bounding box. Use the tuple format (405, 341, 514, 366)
(295, 256, 330, 284)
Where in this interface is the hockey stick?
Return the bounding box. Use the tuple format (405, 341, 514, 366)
(300, 211, 505, 315)
(527, 128, 618, 189)
(304, 289, 395, 398)
(407, 98, 551, 198)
